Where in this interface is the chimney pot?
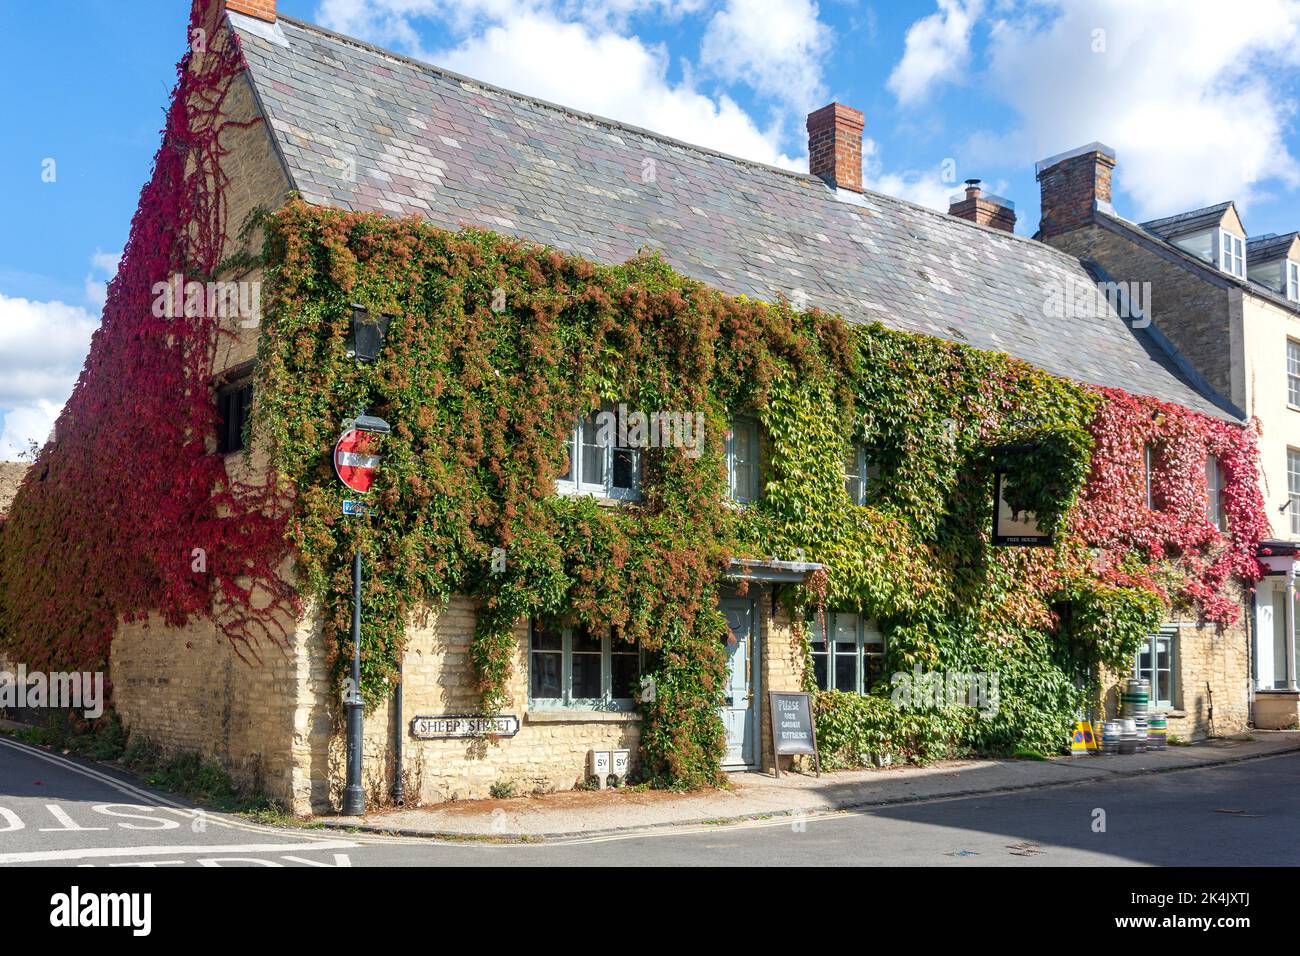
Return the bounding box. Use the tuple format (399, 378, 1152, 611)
(226, 0, 276, 22)
(806, 102, 865, 193)
(948, 179, 1016, 233)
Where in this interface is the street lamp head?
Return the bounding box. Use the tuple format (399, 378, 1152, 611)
(347, 304, 392, 363)
(352, 413, 392, 435)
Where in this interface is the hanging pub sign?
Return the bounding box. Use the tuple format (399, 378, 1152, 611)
(992, 470, 1053, 547)
(768, 691, 820, 777)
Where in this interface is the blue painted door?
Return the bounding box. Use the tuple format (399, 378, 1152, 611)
(720, 598, 759, 768)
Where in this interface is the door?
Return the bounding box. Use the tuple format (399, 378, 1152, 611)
(720, 597, 759, 768)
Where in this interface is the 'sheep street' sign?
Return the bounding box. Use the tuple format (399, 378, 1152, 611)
(768, 691, 820, 777)
(409, 714, 521, 739)
(334, 427, 382, 494)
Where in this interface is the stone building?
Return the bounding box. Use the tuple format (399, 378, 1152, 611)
(1036, 143, 1300, 730)
(3, 1, 1265, 813)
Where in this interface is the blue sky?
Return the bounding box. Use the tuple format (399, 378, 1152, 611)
(2, 0, 1300, 458)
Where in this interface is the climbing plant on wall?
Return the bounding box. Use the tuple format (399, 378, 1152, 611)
(0, 1, 297, 676)
(252, 201, 1267, 779)
(0, 3, 1269, 786)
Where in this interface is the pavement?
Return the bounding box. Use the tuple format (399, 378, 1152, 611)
(2, 729, 1298, 866)
(319, 730, 1300, 840)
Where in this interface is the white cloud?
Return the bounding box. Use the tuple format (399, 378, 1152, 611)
(434, 12, 803, 167)
(862, 138, 956, 211)
(700, 0, 832, 111)
(981, 0, 1300, 218)
(887, 0, 983, 105)
(0, 292, 98, 461)
(82, 248, 121, 311)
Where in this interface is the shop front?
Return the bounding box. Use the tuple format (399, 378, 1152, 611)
(1254, 542, 1300, 729)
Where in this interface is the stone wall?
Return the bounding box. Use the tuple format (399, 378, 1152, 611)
(0, 462, 28, 516)
(1104, 589, 1252, 741)
(109, 606, 319, 809)
(1047, 223, 1238, 404)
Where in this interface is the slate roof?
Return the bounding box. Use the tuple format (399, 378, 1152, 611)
(1140, 202, 1235, 241)
(229, 11, 1237, 420)
(1247, 232, 1299, 263)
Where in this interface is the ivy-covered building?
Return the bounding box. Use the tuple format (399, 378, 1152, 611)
(1035, 143, 1300, 730)
(0, 0, 1271, 812)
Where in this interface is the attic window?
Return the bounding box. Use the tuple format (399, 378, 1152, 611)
(1288, 261, 1299, 303)
(1218, 230, 1245, 278)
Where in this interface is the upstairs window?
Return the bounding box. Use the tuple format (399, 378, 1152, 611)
(557, 402, 642, 501)
(1218, 230, 1245, 278)
(810, 612, 885, 694)
(1289, 340, 1300, 408)
(1289, 449, 1300, 536)
(1206, 455, 1227, 532)
(1288, 261, 1300, 303)
(216, 379, 253, 454)
(843, 442, 881, 506)
(726, 416, 761, 503)
(528, 619, 639, 711)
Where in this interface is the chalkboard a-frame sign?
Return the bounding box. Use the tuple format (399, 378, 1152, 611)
(768, 691, 820, 777)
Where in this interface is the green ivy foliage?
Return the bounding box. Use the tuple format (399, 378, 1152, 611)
(253, 202, 1251, 786)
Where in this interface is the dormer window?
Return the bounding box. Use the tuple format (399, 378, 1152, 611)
(1218, 230, 1245, 278)
(1288, 261, 1299, 302)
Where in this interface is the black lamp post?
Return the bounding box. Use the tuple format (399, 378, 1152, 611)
(341, 304, 392, 818)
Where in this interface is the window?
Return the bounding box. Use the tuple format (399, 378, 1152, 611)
(1218, 230, 1245, 278)
(528, 618, 639, 710)
(1143, 444, 1155, 509)
(1205, 455, 1227, 531)
(557, 402, 642, 500)
(1288, 261, 1300, 303)
(1289, 340, 1300, 408)
(726, 416, 760, 503)
(1135, 627, 1177, 709)
(216, 379, 253, 454)
(843, 442, 881, 506)
(809, 612, 885, 694)
(1289, 449, 1300, 536)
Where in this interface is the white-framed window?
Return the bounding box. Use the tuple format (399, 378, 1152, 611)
(1289, 449, 1300, 536)
(809, 611, 885, 694)
(528, 618, 640, 711)
(843, 441, 881, 506)
(1218, 230, 1245, 278)
(1288, 261, 1300, 303)
(1289, 340, 1300, 408)
(1205, 454, 1227, 532)
(1135, 626, 1177, 709)
(726, 415, 760, 503)
(556, 402, 642, 501)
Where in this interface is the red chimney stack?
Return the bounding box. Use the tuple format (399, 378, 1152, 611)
(226, 0, 276, 22)
(806, 103, 865, 194)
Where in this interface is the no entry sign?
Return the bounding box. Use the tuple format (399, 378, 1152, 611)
(334, 427, 382, 493)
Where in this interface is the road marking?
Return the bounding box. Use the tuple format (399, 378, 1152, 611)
(0, 839, 360, 865)
(0, 737, 269, 836)
(40, 803, 108, 832)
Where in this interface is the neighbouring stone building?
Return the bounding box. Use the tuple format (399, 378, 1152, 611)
(1036, 143, 1300, 731)
(1, 1, 1268, 814)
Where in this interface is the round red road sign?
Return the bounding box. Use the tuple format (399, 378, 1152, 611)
(334, 427, 382, 493)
